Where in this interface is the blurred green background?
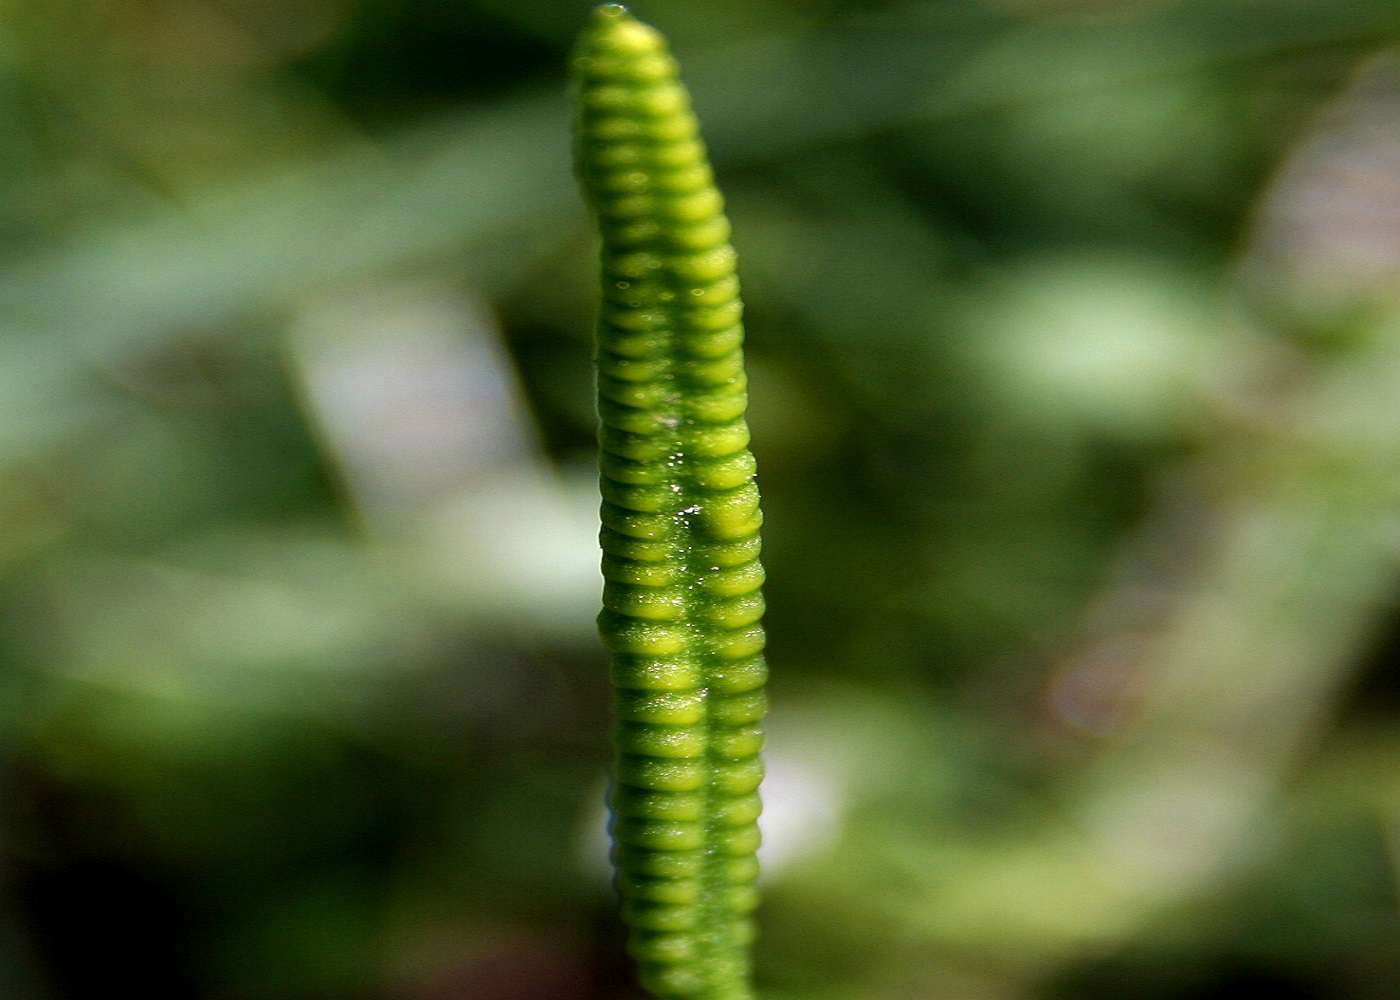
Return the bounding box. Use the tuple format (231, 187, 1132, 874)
(2, 0, 1400, 996)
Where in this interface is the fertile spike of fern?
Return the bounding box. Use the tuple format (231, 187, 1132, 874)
(572, 6, 767, 998)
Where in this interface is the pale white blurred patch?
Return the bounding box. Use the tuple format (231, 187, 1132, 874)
(410, 464, 600, 638)
(1244, 51, 1400, 321)
(291, 282, 536, 525)
(290, 281, 599, 639)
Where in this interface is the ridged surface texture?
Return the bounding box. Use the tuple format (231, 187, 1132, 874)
(573, 6, 766, 998)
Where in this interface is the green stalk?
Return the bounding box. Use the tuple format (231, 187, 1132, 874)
(572, 6, 767, 997)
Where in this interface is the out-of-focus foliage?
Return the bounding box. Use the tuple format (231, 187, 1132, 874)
(0, 1, 1398, 998)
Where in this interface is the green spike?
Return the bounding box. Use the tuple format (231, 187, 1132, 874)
(573, 6, 766, 998)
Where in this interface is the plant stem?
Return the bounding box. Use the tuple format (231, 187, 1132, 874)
(573, 6, 767, 997)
